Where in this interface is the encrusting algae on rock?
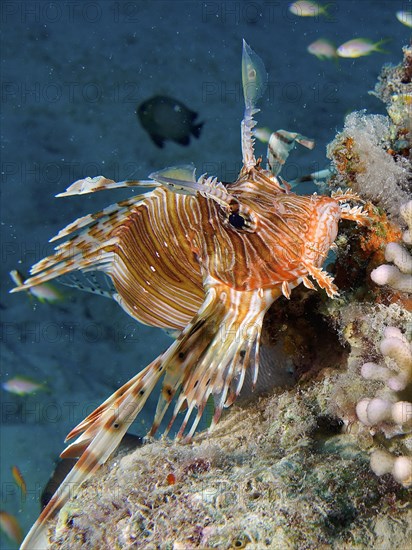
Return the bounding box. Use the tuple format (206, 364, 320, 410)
(13, 44, 412, 549)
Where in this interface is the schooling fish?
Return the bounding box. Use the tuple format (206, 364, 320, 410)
(14, 41, 367, 549)
(0, 511, 23, 545)
(337, 38, 389, 59)
(289, 0, 331, 17)
(10, 269, 64, 304)
(11, 466, 27, 497)
(2, 376, 48, 396)
(307, 38, 338, 61)
(396, 10, 412, 28)
(137, 95, 203, 148)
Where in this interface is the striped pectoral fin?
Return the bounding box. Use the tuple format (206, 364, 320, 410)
(49, 193, 151, 243)
(150, 277, 279, 441)
(56, 175, 158, 197)
(19, 359, 164, 550)
(10, 187, 159, 296)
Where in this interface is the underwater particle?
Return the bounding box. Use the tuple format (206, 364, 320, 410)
(396, 10, 412, 28)
(0, 511, 23, 545)
(337, 38, 389, 58)
(2, 376, 48, 396)
(288, 0, 330, 17)
(307, 38, 338, 61)
(137, 95, 203, 148)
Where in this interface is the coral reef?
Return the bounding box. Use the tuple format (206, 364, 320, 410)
(46, 373, 411, 549)
(371, 201, 412, 293)
(45, 47, 412, 549)
(327, 44, 412, 221)
(355, 324, 411, 487)
(326, 112, 410, 219)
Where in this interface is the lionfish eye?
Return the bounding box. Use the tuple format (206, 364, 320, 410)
(228, 212, 246, 229)
(223, 199, 256, 232)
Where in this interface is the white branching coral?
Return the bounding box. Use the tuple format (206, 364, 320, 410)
(356, 397, 412, 427)
(371, 200, 412, 293)
(400, 200, 412, 245)
(370, 450, 412, 486)
(360, 326, 412, 391)
(356, 326, 412, 487)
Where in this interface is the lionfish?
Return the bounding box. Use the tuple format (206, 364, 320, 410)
(14, 41, 366, 549)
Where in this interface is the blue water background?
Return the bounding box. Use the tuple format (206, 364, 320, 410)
(1, 1, 411, 547)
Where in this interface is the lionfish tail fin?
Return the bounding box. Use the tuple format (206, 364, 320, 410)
(19, 360, 164, 550)
(241, 40, 268, 170)
(149, 276, 278, 441)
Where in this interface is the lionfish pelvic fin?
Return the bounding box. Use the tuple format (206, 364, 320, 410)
(149, 276, 279, 440)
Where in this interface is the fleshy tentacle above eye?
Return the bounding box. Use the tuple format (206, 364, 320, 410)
(241, 40, 268, 170)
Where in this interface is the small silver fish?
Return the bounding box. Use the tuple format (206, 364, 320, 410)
(0, 511, 23, 545)
(307, 38, 338, 61)
(2, 376, 48, 396)
(137, 95, 203, 148)
(289, 0, 331, 17)
(337, 38, 389, 59)
(396, 10, 412, 28)
(10, 269, 64, 303)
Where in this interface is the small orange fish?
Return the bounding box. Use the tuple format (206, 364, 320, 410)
(11, 466, 27, 497)
(14, 41, 367, 549)
(0, 511, 23, 545)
